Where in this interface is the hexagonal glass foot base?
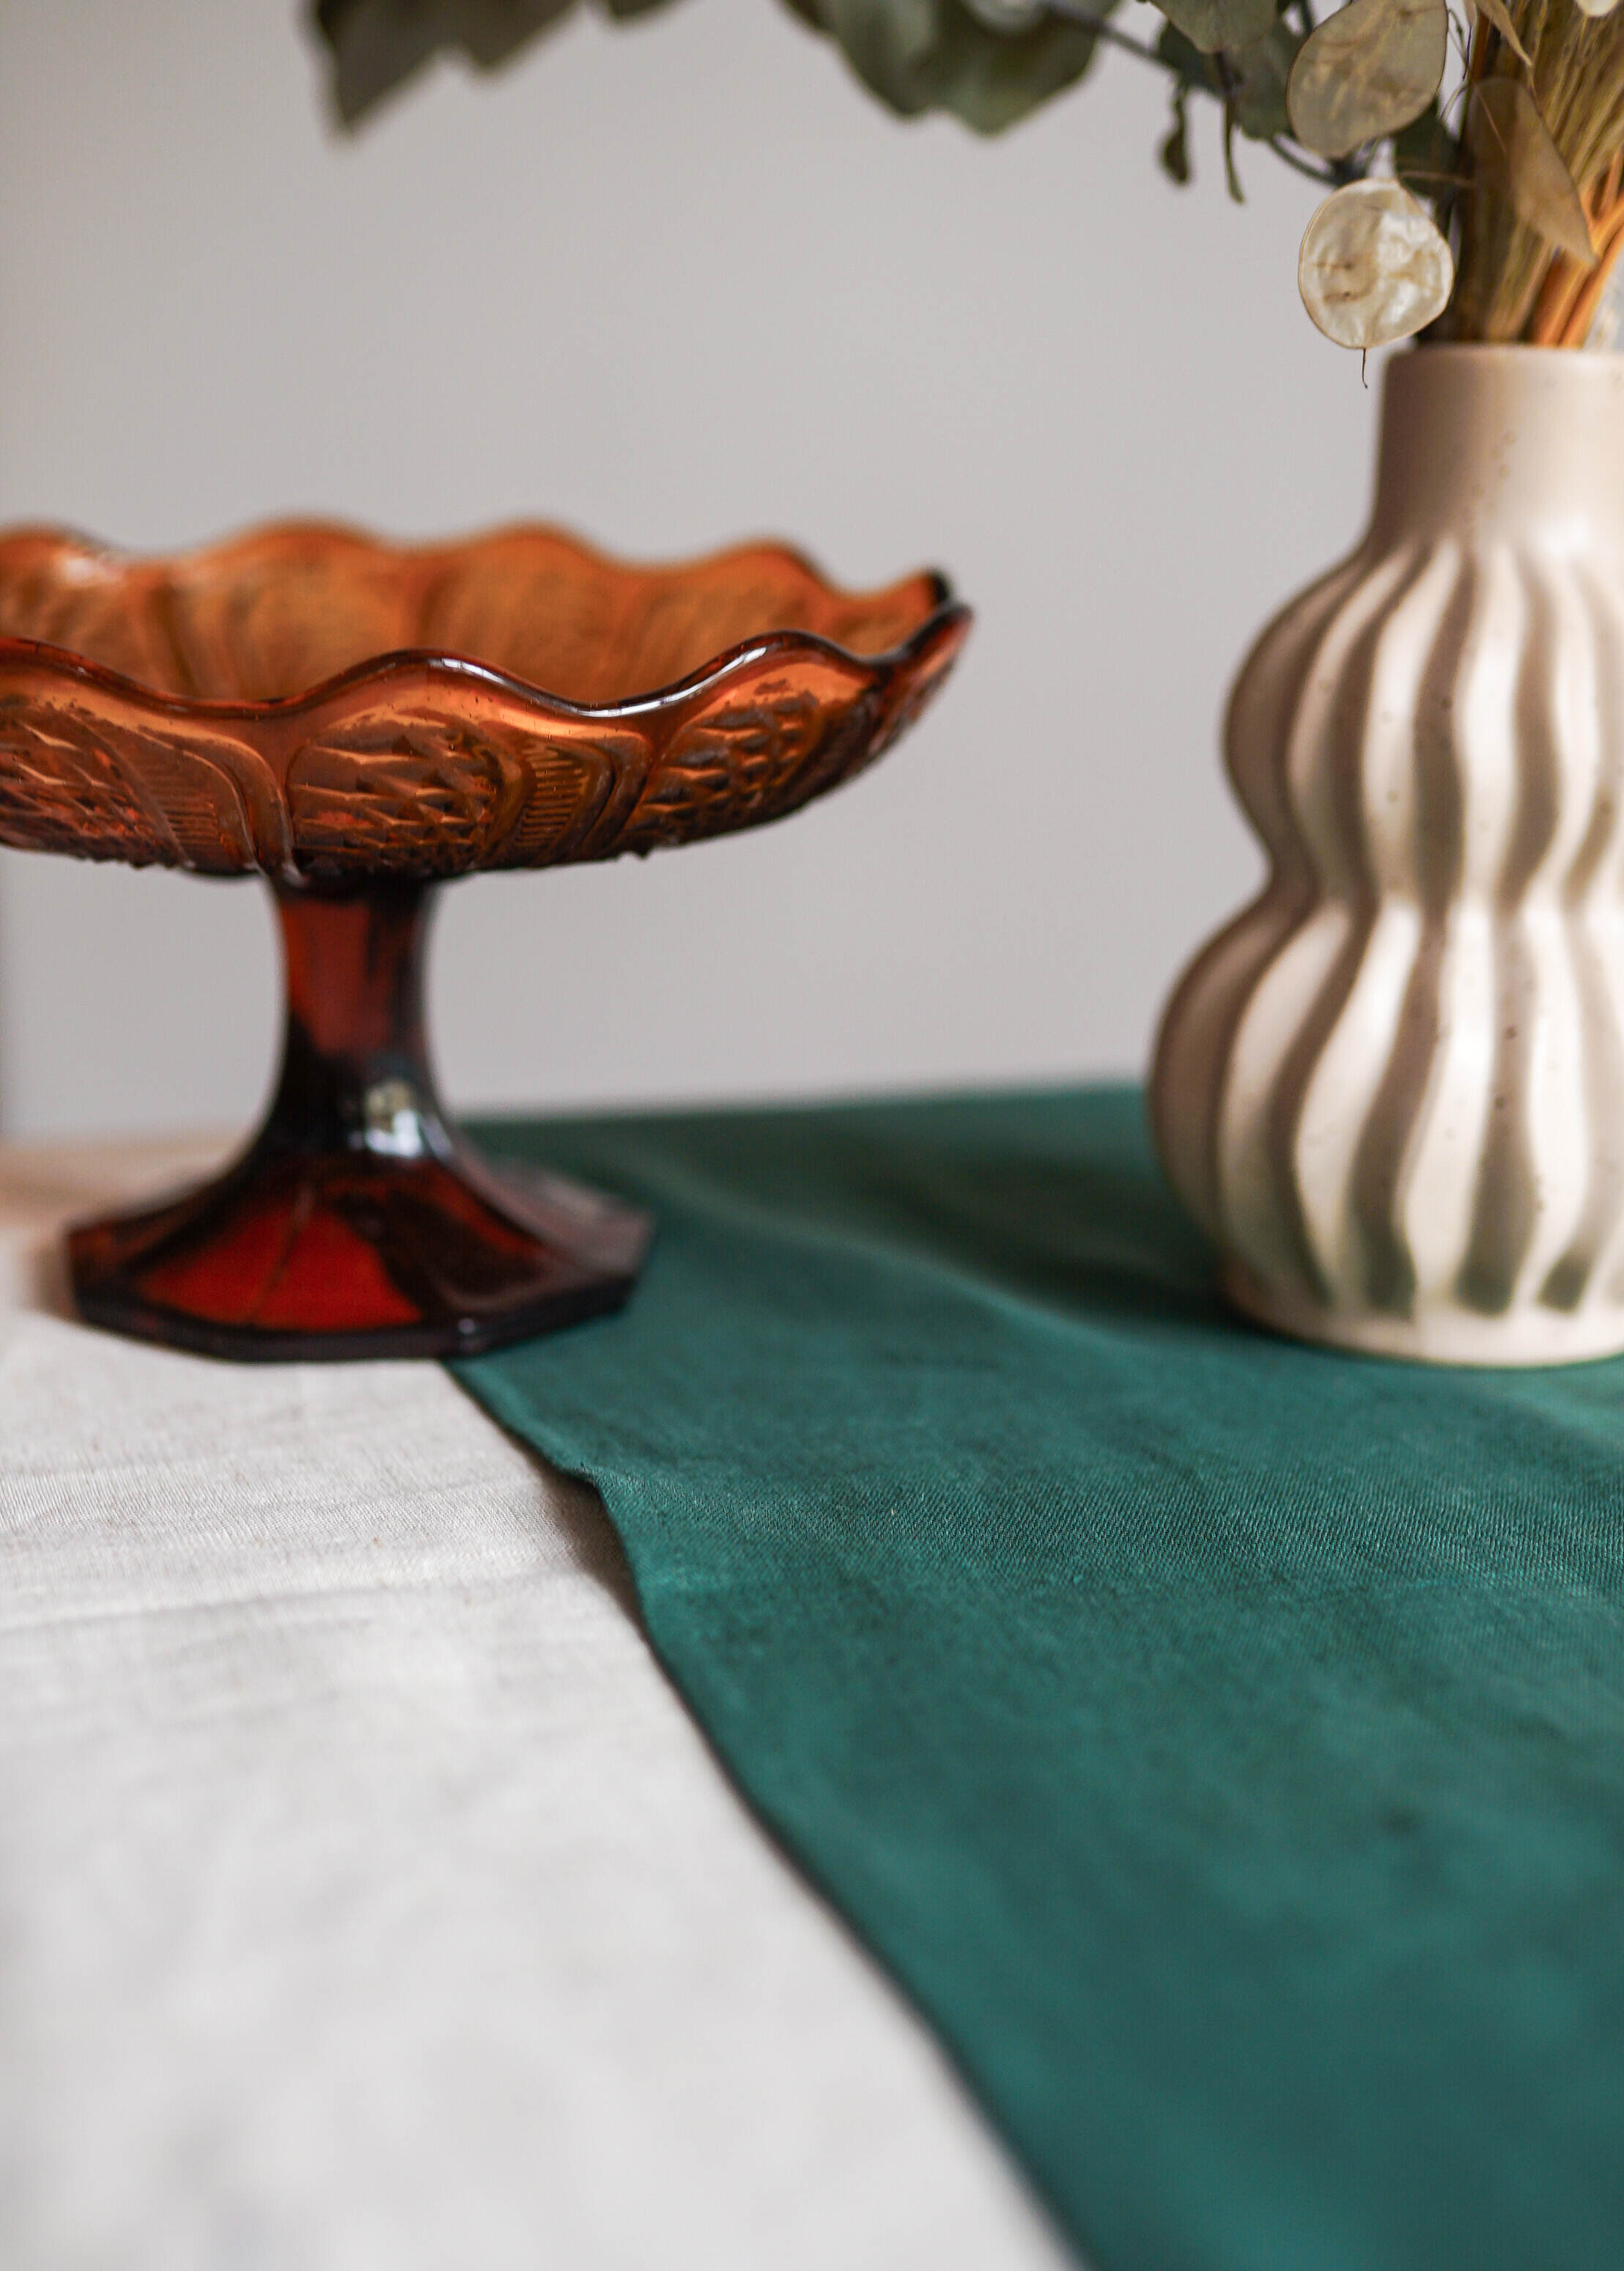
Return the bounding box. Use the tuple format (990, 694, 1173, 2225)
(67, 881, 652, 1362)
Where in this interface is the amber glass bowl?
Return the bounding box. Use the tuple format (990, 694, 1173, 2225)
(0, 522, 970, 1360)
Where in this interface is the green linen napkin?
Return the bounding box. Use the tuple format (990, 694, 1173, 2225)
(454, 1086, 1624, 2271)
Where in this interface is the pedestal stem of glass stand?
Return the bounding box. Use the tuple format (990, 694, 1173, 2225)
(263, 880, 451, 1166)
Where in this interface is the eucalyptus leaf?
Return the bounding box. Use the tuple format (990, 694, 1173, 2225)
(1392, 98, 1458, 196)
(783, 0, 1110, 131)
(1160, 81, 1194, 181)
(1298, 177, 1454, 346)
(311, 0, 588, 123)
(1286, 0, 1446, 161)
(1471, 77, 1595, 265)
(1472, 0, 1530, 65)
(1154, 0, 1275, 57)
(1154, 19, 1219, 90)
(1228, 21, 1304, 142)
(1222, 99, 1245, 199)
(962, 0, 1046, 23)
(1151, 18, 1297, 144)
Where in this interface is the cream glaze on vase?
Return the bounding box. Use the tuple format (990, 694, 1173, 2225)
(1152, 345, 1624, 1364)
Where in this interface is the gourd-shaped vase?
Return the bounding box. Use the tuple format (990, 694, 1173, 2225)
(1152, 344, 1624, 1364)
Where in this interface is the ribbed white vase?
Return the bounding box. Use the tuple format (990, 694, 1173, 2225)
(1152, 344, 1624, 1364)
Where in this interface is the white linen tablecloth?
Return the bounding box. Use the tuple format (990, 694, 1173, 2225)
(0, 1138, 1070, 2271)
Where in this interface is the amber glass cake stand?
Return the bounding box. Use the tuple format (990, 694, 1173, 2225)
(0, 523, 968, 1361)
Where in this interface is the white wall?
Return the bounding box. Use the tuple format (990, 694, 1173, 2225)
(0, 0, 1376, 1138)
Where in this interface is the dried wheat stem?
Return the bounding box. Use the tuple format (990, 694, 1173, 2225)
(1526, 153, 1624, 344)
(1556, 199, 1624, 343)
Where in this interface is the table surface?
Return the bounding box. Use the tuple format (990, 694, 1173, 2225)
(0, 1137, 1070, 2271)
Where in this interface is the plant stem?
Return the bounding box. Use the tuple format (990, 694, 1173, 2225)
(1045, 0, 1356, 198)
(1267, 136, 1342, 185)
(1043, 1, 1175, 67)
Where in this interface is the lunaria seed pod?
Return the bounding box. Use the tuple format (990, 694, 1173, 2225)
(1299, 178, 1454, 348)
(1470, 78, 1596, 263)
(1472, 0, 1530, 63)
(1287, 0, 1447, 161)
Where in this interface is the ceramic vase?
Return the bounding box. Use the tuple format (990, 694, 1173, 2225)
(1151, 344, 1624, 1364)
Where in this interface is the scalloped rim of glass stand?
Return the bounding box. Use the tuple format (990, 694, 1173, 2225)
(0, 520, 969, 886)
(0, 518, 962, 713)
(0, 607, 960, 726)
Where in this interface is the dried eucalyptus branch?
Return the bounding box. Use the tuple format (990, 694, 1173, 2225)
(305, 0, 1624, 353)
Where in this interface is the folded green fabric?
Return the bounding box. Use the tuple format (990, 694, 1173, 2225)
(454, 1086, 1624, 2271)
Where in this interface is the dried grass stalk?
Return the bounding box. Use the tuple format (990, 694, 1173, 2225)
(1446, 0, 1624, 342)
(1526, 151, 1624, 342)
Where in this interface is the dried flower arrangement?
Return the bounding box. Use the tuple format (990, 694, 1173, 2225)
(311, 0, 1624, 355)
